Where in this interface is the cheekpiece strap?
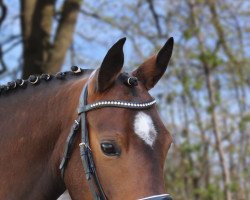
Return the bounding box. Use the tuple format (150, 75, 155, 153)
(78, 84, 107, 200)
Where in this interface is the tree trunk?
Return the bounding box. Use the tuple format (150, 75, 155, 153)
(20, 0, 81, 79)
(203, 62, 232, 200)
(188, 1, 232, 199)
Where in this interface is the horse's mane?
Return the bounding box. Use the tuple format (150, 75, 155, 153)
(0, 66, 93, 97)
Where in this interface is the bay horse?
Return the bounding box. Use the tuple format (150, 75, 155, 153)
(0, 37, 174, 200)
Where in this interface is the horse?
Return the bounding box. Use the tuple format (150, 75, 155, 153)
(0, 37, 174, 200)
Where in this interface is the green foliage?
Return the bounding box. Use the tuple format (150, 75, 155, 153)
(215, 90, 221, 104)
(183, 28, 193, 40)
(206, 105, 214, 114)
(180, 141, 202, 154)
(195, 184, 223, 200)
(229, 181, 240, 193)
(193, 77, 203, 91)
(200, 50, 224, 69)
(239, 114, 250, 132)
(166, 92, 177, 104)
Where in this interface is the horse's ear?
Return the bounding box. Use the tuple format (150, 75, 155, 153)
(95, 38, 126, 92)
(132, 37, 174, 90)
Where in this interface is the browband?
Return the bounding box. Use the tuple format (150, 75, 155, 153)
(78, 99, 156, 113)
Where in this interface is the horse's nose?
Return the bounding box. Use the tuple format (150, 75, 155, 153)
(138, 194, 172, 200)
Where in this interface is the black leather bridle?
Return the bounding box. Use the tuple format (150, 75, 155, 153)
(59, 83, 157, 200)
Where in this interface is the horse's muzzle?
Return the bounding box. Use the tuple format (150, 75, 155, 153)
(138, 194, 172, 200)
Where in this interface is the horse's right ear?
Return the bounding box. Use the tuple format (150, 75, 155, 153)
(94, 38, 126, 92)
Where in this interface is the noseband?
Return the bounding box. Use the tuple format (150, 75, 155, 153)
(60, 83, 157, 200)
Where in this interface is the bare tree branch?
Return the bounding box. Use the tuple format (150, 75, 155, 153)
(146, 0, 162, 37)
(0, 0, 7, 27)
(3, 39, 22, 54)
(0, 45, 7, 75)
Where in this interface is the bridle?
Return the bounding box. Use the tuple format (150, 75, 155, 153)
(59, 82, 157, 200)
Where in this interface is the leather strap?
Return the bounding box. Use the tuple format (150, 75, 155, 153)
(78, 99, 156, 114)
(59, 116, 81, 178)
(79, 85, 107, 200)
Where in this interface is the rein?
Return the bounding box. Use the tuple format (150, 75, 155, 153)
(60, 83, 156, 200)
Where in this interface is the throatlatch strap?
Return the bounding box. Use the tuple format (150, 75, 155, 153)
(59, 116, 80, 178)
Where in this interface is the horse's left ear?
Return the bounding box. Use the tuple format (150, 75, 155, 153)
(94, 38, 126, 92)
(132, 37, 174, 90)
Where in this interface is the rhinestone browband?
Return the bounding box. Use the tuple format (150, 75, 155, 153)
(78, 99, 156, 114)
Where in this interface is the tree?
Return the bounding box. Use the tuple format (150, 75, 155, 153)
(20, 0, 80, 78)
(0, 0, 80, 79)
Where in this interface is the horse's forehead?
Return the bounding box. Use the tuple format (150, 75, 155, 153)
(91, 108, 160, 138)
(88, 76, 162, 143)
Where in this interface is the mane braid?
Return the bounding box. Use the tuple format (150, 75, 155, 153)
(0, 66, 88, 97)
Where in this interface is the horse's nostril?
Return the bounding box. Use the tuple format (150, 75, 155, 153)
(138, 194, 173, 200)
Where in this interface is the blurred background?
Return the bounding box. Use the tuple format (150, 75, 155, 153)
(0, 0, 249, 200)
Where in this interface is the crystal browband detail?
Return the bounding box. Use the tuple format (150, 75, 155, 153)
(90, 99, 156, 108)
(78, 99, 156, 114)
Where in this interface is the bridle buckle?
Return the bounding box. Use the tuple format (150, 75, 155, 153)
(79, 142, 92, 151)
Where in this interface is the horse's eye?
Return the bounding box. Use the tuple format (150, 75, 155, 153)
(101, 142, 120, 156)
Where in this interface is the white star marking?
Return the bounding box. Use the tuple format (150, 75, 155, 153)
(134, 112, 157, 147)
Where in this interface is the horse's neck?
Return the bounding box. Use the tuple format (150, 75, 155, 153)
(0, 76, 87, 200)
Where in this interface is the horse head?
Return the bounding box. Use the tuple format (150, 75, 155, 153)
(63, 37, 174, 200)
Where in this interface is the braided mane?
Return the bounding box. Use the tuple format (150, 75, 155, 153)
(0, 66, 89, 96)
